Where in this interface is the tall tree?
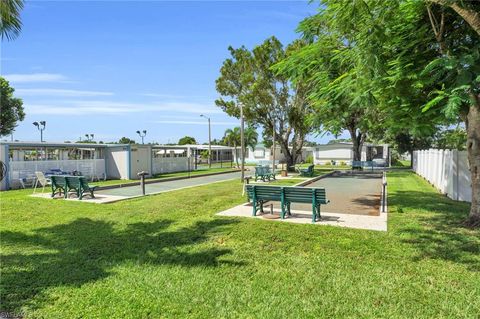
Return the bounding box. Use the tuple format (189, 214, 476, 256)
(0, 77, 24, 137)
(275, 14, 381, 161)
(215, 36, 313, 168)
(178, 136, 197, 145)
(303, 0, 480, 225)
(244, 126, 259, 152)
(0, 0, 24, 41)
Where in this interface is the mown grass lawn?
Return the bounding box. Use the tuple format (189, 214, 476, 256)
(1, 171, 479, 318)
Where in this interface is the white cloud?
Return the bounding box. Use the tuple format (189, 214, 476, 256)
(26, 103, 133, 115)
(16, 88, 114, 97)
(3, 73, 68, 83)
(24, 100, 223, 116)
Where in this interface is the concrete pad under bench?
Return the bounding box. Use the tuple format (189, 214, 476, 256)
(217, 203, 387, 231)
(30, 193, 129, 204)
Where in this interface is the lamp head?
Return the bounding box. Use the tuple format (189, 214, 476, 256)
(136, 130, 140, 134)
(39, 121, 46, 126)
(143, 130, 147, 134)
(33, 122, 39, 127)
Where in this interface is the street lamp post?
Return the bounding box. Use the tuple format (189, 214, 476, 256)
(200, 114, 212, 168)
(272, 119, 276, 173)
(136, 130, 147, 144)
(33, 121, 46, 142)
(240, 103, 245, 182)
(85, 134, 94, 142)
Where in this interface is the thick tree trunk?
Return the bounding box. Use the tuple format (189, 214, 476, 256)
(352, 138, 362, 161)
(429, 0, 480, 36)
(348, 127, 364, 162)
(465, 94, 480, 227)
(279, 142, 295, 170)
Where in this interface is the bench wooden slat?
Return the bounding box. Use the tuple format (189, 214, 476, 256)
(246, 184, 329, 223)
(65, 176, 97, 200)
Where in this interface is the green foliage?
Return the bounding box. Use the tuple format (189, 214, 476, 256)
(244, 126, 258, 151)
(223, 126, 258, 152)
(434, 127, 467, 150)
(0, 0, 24, 41)
(223, 127, 240, 148)
(392, 132, 434, 155)
(215, 36, 313, 165)
(178, 136, 197, 145)
(275, 6, 383, 160)
(118, 137, 136, 144)
(200, 150, 210, 160)
(0, 77, 24, 136)
(305, 154, 314, 164)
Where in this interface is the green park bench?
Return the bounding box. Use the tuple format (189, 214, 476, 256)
(351, 161, 374, 171)
(51, 175, 67, 198)
(297, 164, 315, 177)
(65, 176, 98, 200)
(246, 184, 329, 223)
(254, 166, 276, 182)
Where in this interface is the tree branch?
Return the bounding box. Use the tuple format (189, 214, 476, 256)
(428, 0, 480, 36)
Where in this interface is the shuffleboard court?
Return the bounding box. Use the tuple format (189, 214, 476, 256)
(303, 171, 383, 216)
(242, 170, 383, 216)
(96, 171, 242, 197)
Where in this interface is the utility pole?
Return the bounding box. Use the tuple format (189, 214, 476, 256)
(240, 103, 245, 182)
(272, 119, 276, 173)
(200, 115, 212, 168)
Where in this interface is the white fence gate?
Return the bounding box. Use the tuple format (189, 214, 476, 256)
(152, 157, 193, 175)
(413, 149, 471, 202)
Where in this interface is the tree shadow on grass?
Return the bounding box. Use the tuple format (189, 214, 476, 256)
(389, 190, 479, 271)
(1, 218, 243, 313)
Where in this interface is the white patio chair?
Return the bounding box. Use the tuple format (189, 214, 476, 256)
(33, 171, 51, 193)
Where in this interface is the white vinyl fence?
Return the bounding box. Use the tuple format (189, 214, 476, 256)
(413, 149, 471, 202)
(152, 157, 194, 175)
(9, 159, 105, 188)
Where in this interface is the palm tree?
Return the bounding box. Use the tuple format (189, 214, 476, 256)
(1, 0, 24, 41)
(244, 126, 258, 154)
(223, 127, 241, 167)
(224, 126, 258, 167)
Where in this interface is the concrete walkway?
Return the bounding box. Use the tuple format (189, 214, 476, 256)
(30, 171, 242, 204)
(217, 203, 387, 231)
(97, 171, 241, 197)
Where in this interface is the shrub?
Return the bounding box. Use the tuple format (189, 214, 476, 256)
(305, 155, 314, 164)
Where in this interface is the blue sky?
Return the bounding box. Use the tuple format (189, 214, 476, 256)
(2, 0, 347, 144)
